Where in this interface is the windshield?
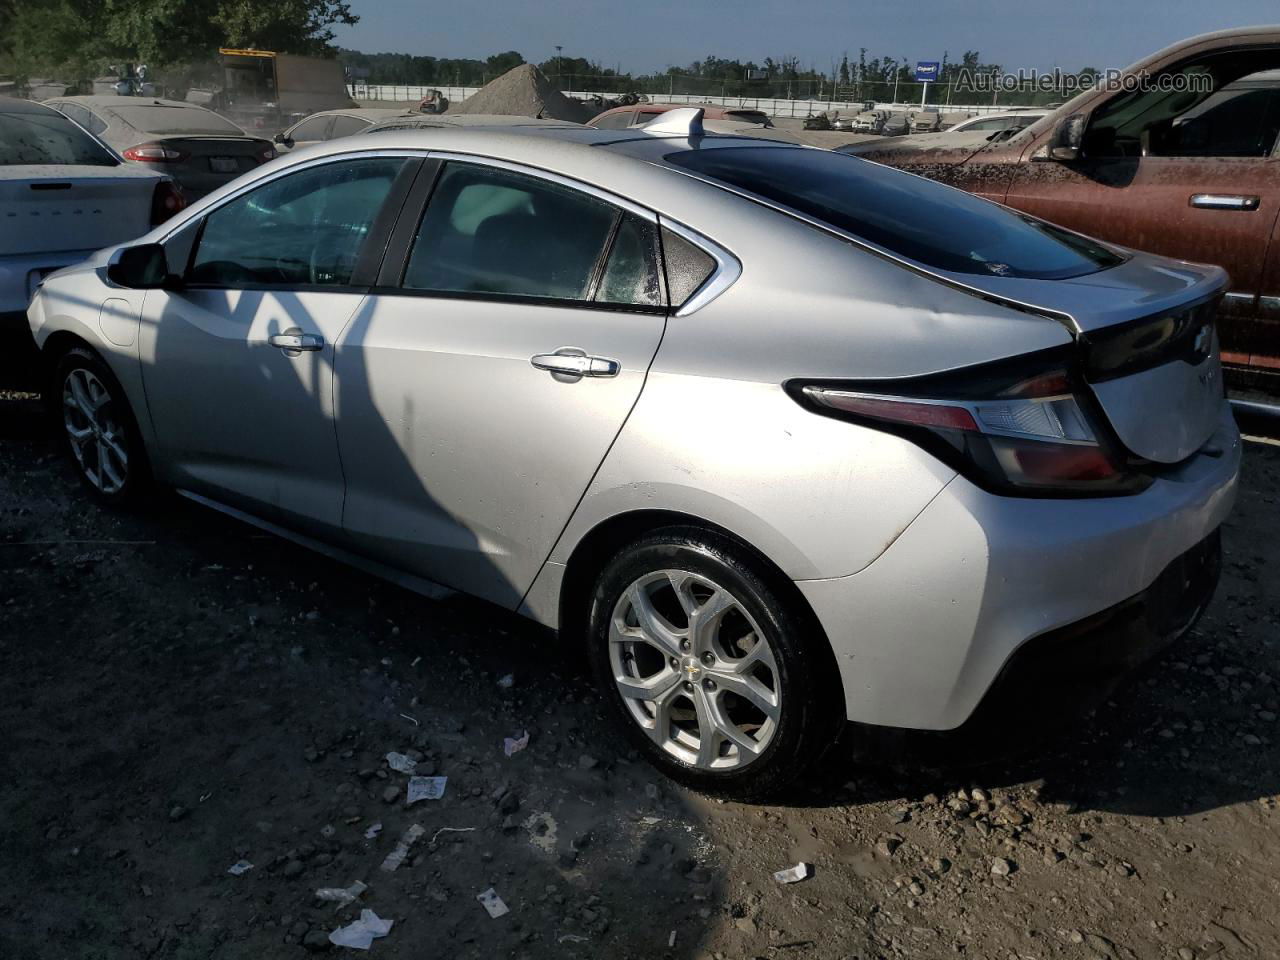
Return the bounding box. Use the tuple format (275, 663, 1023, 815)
(110, 105, 243, 135)
(0, 110, 118, 166)
(667, 146, 1124, 279)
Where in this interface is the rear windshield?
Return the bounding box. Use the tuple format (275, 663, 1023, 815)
(109, 105, 243, 135)
(726, 110, 770, 125)
(0, 110, 117, 166)
(666, 146, 1124, 280)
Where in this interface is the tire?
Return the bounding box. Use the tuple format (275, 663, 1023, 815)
(587, 525, 844, 801)
(52, 346, 150, 506)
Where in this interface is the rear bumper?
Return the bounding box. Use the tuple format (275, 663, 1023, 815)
(0, 248, 98, 314)
(799, 404, 1240, 730)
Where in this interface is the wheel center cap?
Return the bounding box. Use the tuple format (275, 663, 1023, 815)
(681, 656, 702, 681)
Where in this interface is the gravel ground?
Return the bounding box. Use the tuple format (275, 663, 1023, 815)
(2, 393, 1279, 960)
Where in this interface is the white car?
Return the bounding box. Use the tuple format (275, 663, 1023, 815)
(1, 99, 182, 386)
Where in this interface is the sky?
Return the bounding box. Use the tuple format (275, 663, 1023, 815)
(332, 0, 1278, 74)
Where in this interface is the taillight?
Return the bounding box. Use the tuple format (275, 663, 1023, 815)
(791, 349, 1150, 497)
(124, 143, 188, 163)
(150, 180, 186, 225)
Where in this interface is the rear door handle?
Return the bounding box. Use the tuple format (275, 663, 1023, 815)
(1189, 194, 1260, 211)
(268, 331, 324, 353)
(531, 351, 620, 378)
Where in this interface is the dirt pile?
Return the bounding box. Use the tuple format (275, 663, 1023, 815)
(448, 63, 592, 123)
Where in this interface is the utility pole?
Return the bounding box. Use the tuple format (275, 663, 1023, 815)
(892, 71, 899, 105)
(555, 45, 562, 88)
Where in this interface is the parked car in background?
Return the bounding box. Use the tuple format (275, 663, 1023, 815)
(841, 26, 1280, 392)
(273, 108, 417, 152)
(1, 98, 181, 385)
(27, 114, 1237, 797)
(910, 107, 944, 133)
(848, 110, 885, 133)
(947, 111, 1046, 134)
(588, 102, 773, 129)
(44, 96, 275, 200)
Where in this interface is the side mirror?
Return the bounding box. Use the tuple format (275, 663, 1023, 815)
(273, 131, 291, 145)
(1033, 112, 1087, 162)
(107, 243, 172, 289)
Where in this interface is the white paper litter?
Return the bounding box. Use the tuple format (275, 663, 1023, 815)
(558, 933, 590, 943)
(364, 821, 383, 840)
(227, 860, 253, 876)
(385, 752, 417, 775)
(668, 930, 677, 948)
(497, 673, 514, 688)
(406, 775, 447, 804)
(773, 862, 812, 884)
(503, 731, 530, 758)
(429, 825, 476, 844)
(315, 879, 367, 906)
(329, 909, 393, 950)
(379, 824, 426, 873)
(476, 887, 510, 918)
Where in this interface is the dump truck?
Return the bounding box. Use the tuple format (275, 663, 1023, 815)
(207, 48, 356, 132)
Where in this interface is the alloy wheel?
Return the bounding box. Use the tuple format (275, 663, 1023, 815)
(62, 367, 129, 495)
(608, 569, 781, 771)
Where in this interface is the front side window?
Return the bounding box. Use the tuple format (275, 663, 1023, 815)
(1087, 54, 1280, 159)
(188, 157, 407, 287)
(671, 146, 1124, 280)
(0, 109, 117, 166)
(403, 163, 619, 301)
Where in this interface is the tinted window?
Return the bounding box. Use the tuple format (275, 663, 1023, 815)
(596, 215, 662, 307)
(110, 104, 243, 135)
(403, 163, 617, 300)
(188, 157, 407, 287)
(660, 227, 716, 305)
(670, 146, 1123, 279)
(55, 103, 108, 136)
(329, 115, 372, 138)
(0, 109, 117, 166)
(592, 112, 634, 130)
(1155, 82, 1280, 157)
(289, 116, 333, 141)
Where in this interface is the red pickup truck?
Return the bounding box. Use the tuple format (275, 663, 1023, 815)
(844, 26, 1280, 392)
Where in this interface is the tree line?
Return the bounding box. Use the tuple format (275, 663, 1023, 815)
(1, 3, 1085, 108)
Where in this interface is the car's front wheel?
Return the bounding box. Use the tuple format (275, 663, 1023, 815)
(53, 346, 148, 505)
(588, 526, 843, 800)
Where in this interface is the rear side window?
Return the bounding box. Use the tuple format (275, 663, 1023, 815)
(596, 215, 663, 307)
(188, 157, 407, 287)
(403, 163, 617, 301)
(661, 227, 716, 305)
(289, 116, 333, 142)
(0, 110, 117, 166)
(667, 146, 1124, 280)
(592, 112, 634, 130)
(329, 115, 372, 138)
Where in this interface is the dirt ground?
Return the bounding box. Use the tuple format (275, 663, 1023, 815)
(2, 393, 1278, 960)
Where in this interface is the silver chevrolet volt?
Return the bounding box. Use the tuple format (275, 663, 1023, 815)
(26, 110, 1239, 799)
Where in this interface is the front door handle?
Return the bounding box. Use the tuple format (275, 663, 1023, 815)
(269, 330, 324, 354)
(1189, 194, 1260, 211)
(531, 350, 620, 378)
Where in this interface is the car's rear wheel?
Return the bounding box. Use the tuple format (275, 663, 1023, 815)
(53, 346, 148, 505)
(587, 526, 843, 800)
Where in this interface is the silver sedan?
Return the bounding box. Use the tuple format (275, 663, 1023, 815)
(26, 111, 1239, 799)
